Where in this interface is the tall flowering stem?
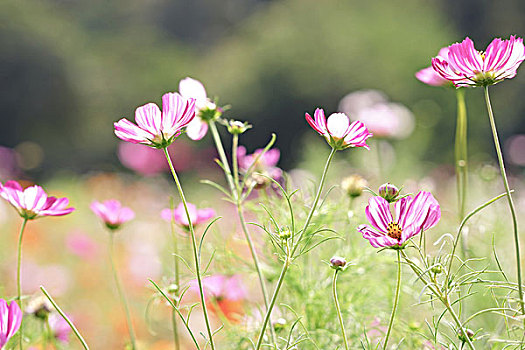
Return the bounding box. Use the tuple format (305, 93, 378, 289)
(168, 199, 181, 350)
(163, 147, 216, 350)
(208, 120, 276, 344)
(455, 88, 468, 224)
(383, 250, 401, 350)
(108, 232, 137, 350)
(16, 217, 28, 349)
(332, 269, 349, 350)
(483, 86, 524, 316)
(255, 148, 337, 350)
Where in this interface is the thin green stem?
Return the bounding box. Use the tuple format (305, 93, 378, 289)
(163, 147, 215, 350)
(108, 232, 137, 350)
(169, 200, 181, 350)
(255, 148, 337, 350)
(16, 217, 28, 350)
(383, 250, 401, 350)
(332, 270, 349, 350)
(40, 286, 90, 350)
(483, 86, 524, 317)
(232, 133, 241, 195)
(455, 88, 468, 224)
(209, 120, 236, 194)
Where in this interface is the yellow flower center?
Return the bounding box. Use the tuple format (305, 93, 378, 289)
(387, 222, 402, 240)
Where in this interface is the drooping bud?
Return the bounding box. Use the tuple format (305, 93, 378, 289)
(341, 175, 368, 198)
(330, 256, 347, 271)
(26, 296, 53, 320)
(378, 183, 399, 202)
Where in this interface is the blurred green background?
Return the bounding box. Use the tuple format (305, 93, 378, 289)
(1, 0, 525, 179)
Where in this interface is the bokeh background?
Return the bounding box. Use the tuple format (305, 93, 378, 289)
(2, 0, 525, 349)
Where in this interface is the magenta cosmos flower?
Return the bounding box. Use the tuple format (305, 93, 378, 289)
(114, 92, 196, 148)
(0, 299, 22, 349)
(179, 77, 219, 141)
(305, 108, 372, 150)
(0, 181, 74, 220)
(237, 146, 282, 182)
(358, 191, 441, 248)
(415, 47, 452, 87)
(432, 36, 525, 87)
(91, 200, 135, 230)
(161, 202, 215, 228)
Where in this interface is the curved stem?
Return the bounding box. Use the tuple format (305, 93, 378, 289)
(483, 86, 524, 317)
(163, 147, 215, 350)
(16, 217, 28, 350)
(332, 270, 349, 350)
(383, 250, 401, 350)
(108, 232, 137, 350)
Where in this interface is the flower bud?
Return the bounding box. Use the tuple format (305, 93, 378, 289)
(330, 256, 347, 271)
(167, 283, 179, 295)
(273, 318, 287, 332)
(458, 328, 475, 343)
(248, 173, 271, 189)
(378, 183, 399, 202)
(26, 296, 53, 320)
(431, 265, 443, 275)
(341, 175, 368, 198)
(224, 120, 252, 135)
(278, 227, 292, 241)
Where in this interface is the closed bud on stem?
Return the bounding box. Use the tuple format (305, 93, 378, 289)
(277, 227, 291, 241)
(330, 256, 347, 271)
(341, 175, 368, 198)
(273, 318, 287, 332)
(223, 119, 252, 135)
(378, 183, 399, 202)
(458, 328, 475, 343)
(26, 296, 53, 320)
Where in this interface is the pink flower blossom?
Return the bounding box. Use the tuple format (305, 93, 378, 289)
(66, 231, 99, 260)
(179, 77, 217, 141)
(416, 47, 452, 87)
(0, 181, 74, 220)
(90, 200, 134, 230)
(358, 191, 441, 248)
(114, 93, 196, 148)
(237, 146, 282, 182)
(48, 313, 71, 343)
(161, 202, 215, 227)
(432, 36, 525, 87)
(305, 108, 372, 150)
(0, 299, 22, 349)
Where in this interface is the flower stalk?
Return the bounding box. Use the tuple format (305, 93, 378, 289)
(16, 217, 28, 349)
(383, 250, 401, 350)
(169, 199, 181, 350)
(455, 88, 468, 224)
(332, 269, 349, 350)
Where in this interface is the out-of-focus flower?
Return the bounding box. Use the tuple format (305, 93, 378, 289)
(0, 146, 21, 180)
(366, 317, 386, 344)
(329, 256, 347, 271)
(305, 108, 372, 150)
(179, 77, 221, 141)
(48, 313, 71, 343)
(0, 181, 74, 220)
(237, 146, 282, 189)
(416, 47, 452, 87)
(432, 36, 525, 87)
(506, 134, 525, 166)
(25, 296, 52, 320)
(378, 183, 400, 203)
(338, 90, 414, 139)
(114, 93, 196, 148)
(161, 203, 215, 228)
(341, 175, 368, 198)
(188, 275, 247, 321)
(0, 299, 22, 348)
(66, 231, 99, 260)
(358, 191, 440, 248)
(91, 200, 134, 230)
(422, 340, 445, 350)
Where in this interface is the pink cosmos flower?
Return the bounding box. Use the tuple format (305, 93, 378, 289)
(0, 299, 22, 349)
(179, 77, 218, 141)
(90, 200, 135, 230)
(305, 108, 372, 150)
(48, 313, 71, 343)
(237, 146, 282, 183)
(161, 202, 215, 228)
(0, 181, 74, 220)
(432, 36, 525, 87)
(114, 93, 196, 148)
(416, 47, 452, 87)
(358, 191, 441, 248)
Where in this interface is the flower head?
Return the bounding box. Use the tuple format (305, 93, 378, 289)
(0, 299, 22, 349)
(114, 93, 196, 148)
(358, 191, 441, 248)
(306, 108, 372, 150)
(161, 203, 215, 228)
(378, 183, 400, 203)
(341, 175, 368, 198)
(432, 36, 525, 87)
(90, 200, 134, 230)
(0, 181, 74, 220)
(237, 146, 282, 189)
(416, 47, 453, 87)
(329, 256, 347, 271)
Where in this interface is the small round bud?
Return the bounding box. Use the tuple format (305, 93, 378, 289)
(378, 183, 399, 202)
(458, 328, 475, 343)
(278, 228, 292, 240)
(225, 120, 252, 135)
(341, 175, 368, 198)
(26, 296, 53, 320)
(167, 283, 179, 295)
(431, 265, 443, 275)
(273, 318, 287, 332)
(330, 256, 347, 271)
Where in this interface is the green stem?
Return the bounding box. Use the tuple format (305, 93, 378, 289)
(169, 204, 181, 350)
(383, 250, 401, 350)
(255, 148, 337, 350)
(332, 270, 349, 350)
(16, 217, 28, 350)
(455, 88, 468, 224)
(232, 133, 241, 195)
(108, 232, 137, 350)
(209, 120, 236, 193)
(163, 147, 215, 350)
(483, 86, 524, 317)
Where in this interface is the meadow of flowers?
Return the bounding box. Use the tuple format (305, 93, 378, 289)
(1, 35, 525, 350)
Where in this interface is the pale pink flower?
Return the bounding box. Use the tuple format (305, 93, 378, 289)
(179, 77, 217, 141)
(305, 108, 372, 150)
(432, 36, 525, 87)
(114, 93, 196, 148)
(48, 313, 71, 343)
(358, 191, 441, 248)
(66, 232, 99, 260)
(161, 202, 215, 227)
(0, 299, 22, 349)
(416, 47, 452, 87)
(237, 146, 282, 182)
(90, 200, 134, 230)
(0, 181, 74, 220)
